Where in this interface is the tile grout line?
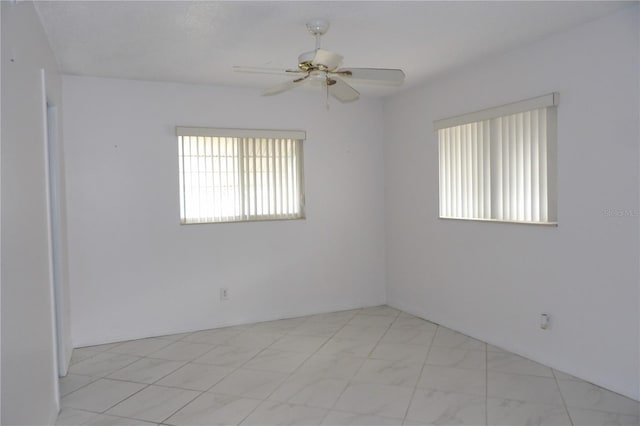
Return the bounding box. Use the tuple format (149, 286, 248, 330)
(62, 307, 620, 426)
(142, 341, 263, 426)
(98, 341, 220, 420)
(156, 387, 207, 426)
(78, 409, 165, 425)
(326, 310, 401, 406)
(366, 311, 401, 354)
(61, 354, 153, 403)
(238, 313, 357, 425)
(158, 312, 343, 425)
(309, 309, 402, 423)
(67, 337, 178, 385)
(231, 314, 410, 419)
(76, 307, 411, 425)
(234, 308, 364, 426)
(58, 374, 102, 400)
(67, 349, 103, 366)
(552, 369, 575, 426)
(64, 329, 263, 421)
(98, 382, 153, 415)
(400, 322, 439, 424)
(67, 343, 214, 401)
(85, 323, 291, 425)
(160, 318, 314, 424)
(146, 322, 291, 392)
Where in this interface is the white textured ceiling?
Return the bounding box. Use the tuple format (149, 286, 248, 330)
(34, 1, 632, 97)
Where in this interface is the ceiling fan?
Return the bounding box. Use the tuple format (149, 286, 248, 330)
(233, 19, 405, 103)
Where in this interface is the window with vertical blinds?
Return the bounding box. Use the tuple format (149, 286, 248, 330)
(435, 93, 558, 224)
(176, 127, 305, 224)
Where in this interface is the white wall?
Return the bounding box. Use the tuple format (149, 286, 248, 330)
(1, 1, 71, 424)
(384, 6, 640, 400)
(63, 76, 386, 346)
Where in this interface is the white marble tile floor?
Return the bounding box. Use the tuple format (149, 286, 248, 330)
(56, 306, 639, 426)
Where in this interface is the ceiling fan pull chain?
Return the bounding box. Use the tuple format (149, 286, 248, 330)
(326, 80, 330, 110)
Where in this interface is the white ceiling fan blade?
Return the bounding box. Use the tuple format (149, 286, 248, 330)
(262, 77, 308, 96)
(334, 68, 405, 85)
(233, 66, 302, 75)
(312, 49, 343, 71)
(328, 77, 359, 103)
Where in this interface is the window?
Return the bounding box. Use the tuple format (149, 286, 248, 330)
(177, 127, 305, 224)
(435, 93, 558, 225)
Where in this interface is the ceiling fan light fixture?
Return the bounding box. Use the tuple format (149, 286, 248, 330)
(306, 18, 330, 36)
(309, 70, 325, 79)
(308, 70, 328, 86)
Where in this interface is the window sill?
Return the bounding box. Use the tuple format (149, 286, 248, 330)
(439, 216, 558, 226)
(181, 215, 306, 225)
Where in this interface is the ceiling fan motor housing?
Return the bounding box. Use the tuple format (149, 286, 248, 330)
(298, 51, 317, 70)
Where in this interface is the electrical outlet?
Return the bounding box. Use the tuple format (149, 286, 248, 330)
(540, 313, 550, 330)
(220, 287, 229, 301)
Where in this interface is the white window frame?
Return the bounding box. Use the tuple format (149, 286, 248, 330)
(176, 127, 306, 224)
(434, 93, 558, 225)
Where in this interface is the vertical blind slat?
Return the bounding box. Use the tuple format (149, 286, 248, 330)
(461, 125, 467, 217)
(532, 110, 540, 222)
(223, 137, 229, 220)
(179, 137, 186, 220)
(470, 124, 474, 217)
(447, 129, 452, 217)
(473, 123, 479, 218)
(252, 138, 258, 217)
(467, 125, 472, 217)
(509, 115, 517, 221)
(443, 130, 448, 217)
(497, 118, 503, 219)
(294, 141, 300, 214)
(278, 139, 284, 215)
(438, 130, 445, 216)
(282, 140, 287, 214)
(517, 113, 524, 221)
(524, 112, 532, 222)
(483, 121, 491, 219)
(238, 138, 245, 219)
(503, 117, 509, 220)
(540, 109, 548, 222)
(288, 140, 293, 214)
(194, 136, 201, 221)
(456, 126, 461, 217)
(215, 137, 222, 221)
